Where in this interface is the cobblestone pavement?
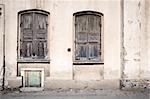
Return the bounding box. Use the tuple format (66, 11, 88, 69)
(0, 90, 149, 99)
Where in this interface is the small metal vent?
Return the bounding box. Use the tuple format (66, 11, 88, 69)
(21, 68, 44, 88)
(25, 70, 42, 87)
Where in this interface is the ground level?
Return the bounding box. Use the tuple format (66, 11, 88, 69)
(0, 90, 149, 99)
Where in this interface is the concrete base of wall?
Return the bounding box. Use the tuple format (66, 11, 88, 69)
(7, 77, 22, 89)
(6, 76, 120, 91)
(7, 78, 150, 91)
(20, 87, 44, 92)
(45, 78, 120, 90)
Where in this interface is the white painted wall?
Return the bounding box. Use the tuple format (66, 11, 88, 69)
(0, 0, 150, 90)
(123, 0, 142, 79)
(142, 0, 150, 79)
(0, 0, 121, 88)
(123, 0, 150, 81)
(46, 0, 121, 80)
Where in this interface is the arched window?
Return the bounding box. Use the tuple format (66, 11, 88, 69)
(18, 9, 49, 60)
(73, 11, 103, 63)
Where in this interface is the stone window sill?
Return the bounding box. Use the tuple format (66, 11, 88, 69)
(17, 59, 50, 63)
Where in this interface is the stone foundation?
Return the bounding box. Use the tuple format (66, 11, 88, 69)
(121, 79, 150, 90)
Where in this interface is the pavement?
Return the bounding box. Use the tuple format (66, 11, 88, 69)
(0, 89, 149, 99)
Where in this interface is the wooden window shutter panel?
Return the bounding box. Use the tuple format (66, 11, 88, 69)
(88, 15, 101, 61)
(75, 15, 89, 60)
(20, 13, 33, 58)
(75, 12, 102, 63)
(34, 13, 48, 58)
(19, 10, 49, 60)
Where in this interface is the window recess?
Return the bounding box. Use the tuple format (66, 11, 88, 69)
(74, 11, 104, 64)
(18, 10, 49, 61)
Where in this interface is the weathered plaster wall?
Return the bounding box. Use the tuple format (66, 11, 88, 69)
(4, 0, 22, 86)
(122, 0, 150, 89)
(143, 0, 150, 79)
(2, 0, 121, 89)
(0, 3, 4, 90)
(123, 0, 143, 79)
(46, 0, 121, 80)
(0, 0, 3, 4)
(1, 0, 150, 91)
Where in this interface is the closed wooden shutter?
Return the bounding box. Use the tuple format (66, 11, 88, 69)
(20, 12, 48, 59)
(75, 14, 101, 62)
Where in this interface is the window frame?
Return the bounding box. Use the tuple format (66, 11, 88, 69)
(17, 9, 50, 62)
(73, 11, 104, 64)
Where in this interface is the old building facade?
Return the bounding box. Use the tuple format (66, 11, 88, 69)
(0, 0, 150, 91)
